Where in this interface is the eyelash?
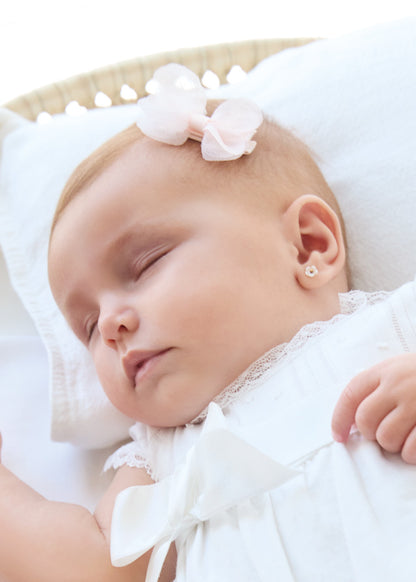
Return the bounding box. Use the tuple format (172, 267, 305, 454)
(85, 316, 98, 342)
(134, 249, 168, 280)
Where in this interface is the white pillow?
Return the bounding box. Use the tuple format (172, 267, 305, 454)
(0, 107, 138, 447)
(212, 17, 416, 292)
(1, 17, 415, 448)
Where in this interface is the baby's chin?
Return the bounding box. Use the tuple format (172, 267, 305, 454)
(135, 394, 216, 429)
(118, 365, 236, 428)
(146, 402, 212, 428)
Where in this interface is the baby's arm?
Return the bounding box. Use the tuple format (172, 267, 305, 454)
(331, 353, 416, 463)
(0, 435, 175, 582)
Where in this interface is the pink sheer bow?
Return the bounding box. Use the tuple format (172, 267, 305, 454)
(136, 64, 263, 161)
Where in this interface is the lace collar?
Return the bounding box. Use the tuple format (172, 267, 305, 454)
(190, 288, 390, 424)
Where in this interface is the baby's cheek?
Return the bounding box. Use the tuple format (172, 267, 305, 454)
(94, 350, 120, 397)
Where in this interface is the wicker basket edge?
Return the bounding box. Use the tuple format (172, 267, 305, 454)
(3, 37, 317, 121)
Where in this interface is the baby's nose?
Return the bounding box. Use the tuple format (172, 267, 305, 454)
(99, 303, 140, 347)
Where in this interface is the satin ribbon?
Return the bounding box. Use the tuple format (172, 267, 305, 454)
(111, 403, 299, 581)
(136, 63, 263, 161)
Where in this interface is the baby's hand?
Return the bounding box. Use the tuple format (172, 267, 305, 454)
(331, 354, 416, 463)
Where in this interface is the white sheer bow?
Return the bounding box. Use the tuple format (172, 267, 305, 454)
(111, 403, 299, 581)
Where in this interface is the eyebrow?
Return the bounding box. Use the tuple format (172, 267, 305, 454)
(106, 225, 157, 259)
(105, 222, 177, 272)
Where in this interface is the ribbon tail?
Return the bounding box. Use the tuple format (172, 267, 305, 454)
(145, 539, 172, 582)
(111, 480, 172, 567)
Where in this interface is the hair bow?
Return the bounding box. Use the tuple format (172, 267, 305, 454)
(136, 64, 263, 161)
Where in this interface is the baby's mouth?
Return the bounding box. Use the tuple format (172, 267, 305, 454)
(122, 348, 171, 387)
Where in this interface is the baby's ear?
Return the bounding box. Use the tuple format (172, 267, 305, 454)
(283, 194, 346, 289)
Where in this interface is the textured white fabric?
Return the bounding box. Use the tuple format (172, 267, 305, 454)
(110, 278, 416, 581)
(1, 18, 416, 447)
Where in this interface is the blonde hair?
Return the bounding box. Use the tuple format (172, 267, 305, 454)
(51, 107, 344, 240)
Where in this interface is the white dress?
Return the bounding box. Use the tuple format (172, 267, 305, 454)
(106, 279, 416, 582)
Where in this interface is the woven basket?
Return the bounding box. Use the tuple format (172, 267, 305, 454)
(4, 38, 315, 121)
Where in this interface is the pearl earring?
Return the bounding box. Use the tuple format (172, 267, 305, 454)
(305, 265, 318, 278)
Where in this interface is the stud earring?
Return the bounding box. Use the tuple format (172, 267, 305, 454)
(305, 265, 319, 278)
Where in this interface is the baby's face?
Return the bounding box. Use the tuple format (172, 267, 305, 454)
(49, 142, 306, 427)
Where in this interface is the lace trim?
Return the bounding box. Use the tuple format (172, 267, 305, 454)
(338, 288, 391, 314)
(190, 289, 392, 423)
(104, 443, 156, 479)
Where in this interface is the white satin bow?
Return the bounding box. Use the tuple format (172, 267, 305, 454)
(111, 403, 299, 582)
(136, 64, 263, 161)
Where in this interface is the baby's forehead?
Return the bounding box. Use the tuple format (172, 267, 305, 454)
(52, 119, 314, 253)
(107, 138, 263, 208)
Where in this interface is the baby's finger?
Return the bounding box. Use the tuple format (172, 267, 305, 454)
(374, 407, 412, 454)
(353, 389, 397, 441)
(401, 425, 416, 464)
(332, 368, 380, 442)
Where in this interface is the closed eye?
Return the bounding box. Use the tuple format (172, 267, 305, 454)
(85, 317, 98, 343)
(133, 247, 170, 280)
